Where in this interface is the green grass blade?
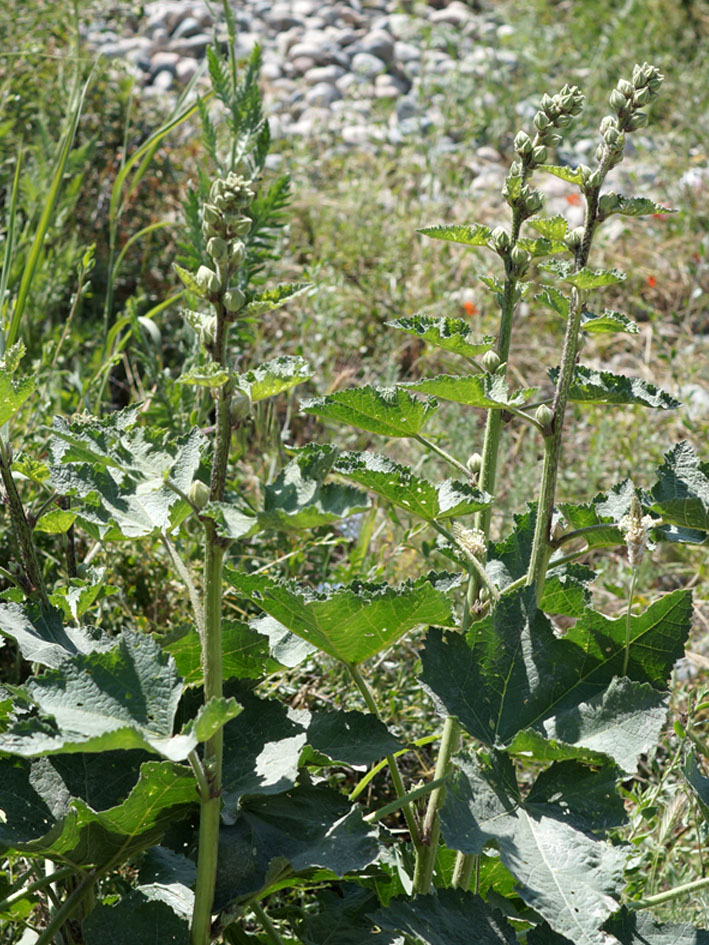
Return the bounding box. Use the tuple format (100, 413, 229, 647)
(0, 148, 22, 358)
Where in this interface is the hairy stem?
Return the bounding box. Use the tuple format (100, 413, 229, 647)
(628, 875, 709, 910)
(622, 567, 639, 676)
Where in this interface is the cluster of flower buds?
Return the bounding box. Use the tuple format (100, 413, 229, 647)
(451, 522, 487, 563)
(195, 172, 255, 313)
(619, 494, 655, 568)
(511, 84, 585, 175)
(597, 63, 663, 166)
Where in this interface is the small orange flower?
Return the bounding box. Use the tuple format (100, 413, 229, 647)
(565, 192, 582, 206)
(463, 300, 478, 316)
(647, 275, 656, 288)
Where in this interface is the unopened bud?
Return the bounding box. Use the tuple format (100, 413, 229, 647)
(540, 93, 554, 113)
(514, 130, 533, 155)
(207, 237, 228, 263)
(594, 142, 606, 163)
(566, 226, 584, 249)
(603, 126, 621, 148)
(543, 131, 563, 147)
(491, 226, 510, 251)
(585, 170, 601, 189)
(230, 241, 246, 266)
(599, 115, 618, 134)
(532, 145, 548, 164)
(510, 245, 530, 270)
(609, 89, 627, 112)
(224, 288, 246, 313)
(229, 215, 253, 237)
(617, 79, 634, 97)
(189, 480, 210, 510)
(525, 190, 544, 213)
(481, 349, 501, 372)
(633, 86, 651, 107)
(197, 265, 221, 295)
(534, 111, 551, 132)
(229, 389, 252, 424)
(555, 113, 572, 127)
(625, 112, 648, 131)
(535, 403, 554, 431)
(466, 452, 483, 474)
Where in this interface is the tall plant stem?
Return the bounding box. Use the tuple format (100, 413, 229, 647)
(251, 901, 287, 945)
(622, 567, 639, 676)
(191, 303, 231, 945)
(628, 875, 709, 910)
(346, 663, 422, 849)
(34, 869, 97, 945)
(526, 155, 612, 597)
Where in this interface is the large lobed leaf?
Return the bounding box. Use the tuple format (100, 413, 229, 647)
(541, 259, 626, 289)
(301, 386, 438, 438)
(417, 222, 492, 248)
(225, 569, 459, 664)
(440, 753, 627, 945)
(373, 888, 518, 944)
(333, 451, 491, 522)
(420, 586, 691, 751)
(234, 354, 313, 402)
(387, 314, 495, 359)
(550, 365, 681, 409)
(0, 367, 35, 427)
(243, 281, 313, 317)
(260, 444, 370, 531)
(0, 603, 113, 669)
(402, 373, 537, 409)
(649, 441, 709, 531)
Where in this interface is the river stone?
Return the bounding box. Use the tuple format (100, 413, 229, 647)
(351, 29, 394, 64)
(351, 51, 387, 77)
(171, 16, 202, 39)
(169, 33, 211, 57)
(304, 81, 343, 107)
(304, 64, 346, 84)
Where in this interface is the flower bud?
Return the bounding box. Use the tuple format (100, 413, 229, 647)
(224, 288, 246, 313)
(491, 226, 510, 251)
(599, 115, 618, 134)
(229, 215, 252, 237)
(466, 451, 483, 474)
(585, 170, 601, 189)
(625, 112, 648, 131)
(617, 79, 634, 97)
(452, 522, 487, 561)
(189, 480, 210, 510)
(481, 349, 501, 373)
(508, 160, 523, 177)
(594, 142, 605, 163)
(534, 111, 551, 132)
(230, 241, 246, 267)
(197, 265, 221, 295)
(540, 93, 554, 113)
(202, 204, 220, 227)
(535, 403, 554, 431)
(525, 190, 544, 213)
(514, 130, 533, 155)
(566, 226, 584, 249)
(532, 145, 548, 164)
(555, 113, 572, 127)
(207, 237, 228, 263)
(544, 131, 563, 147)
(229, 389, 252, 424)
(633, 86, 651, 107)
(609, 89, 627, 111)
(510, 245, 530, 273)
(603, 126, 621, 148)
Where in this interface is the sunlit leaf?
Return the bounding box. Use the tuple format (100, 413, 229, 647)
(550, 365, 681, 409)
(387, 314, 495, 359)
(234, 355, 313, 402)
(649, 441, 709, 531)
(402, 374, 537, 409)
(541, 259, 626, 289)
(243, 282, 312, 317)
(301, 386, 438, 438)
(417, 223, 492, 248)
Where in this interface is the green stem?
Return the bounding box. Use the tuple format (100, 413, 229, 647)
(346, 663, 422, 849)
(622, 567, 638, 676)
(627, 875, 709, 910)
(251, 901, 286, 945)
(413, 717, 460, 894)
(162, 533, 206, 638)
(501, 548, 589, 599)
(451, 851, 477, 890)
(0, 867, 76, 914)
(552, 522, 620, 548)
(430, 521, 499, 602)
(414, 434, 471, 478)
(34, 870, 97, 945)
(364, 776, 450, 824)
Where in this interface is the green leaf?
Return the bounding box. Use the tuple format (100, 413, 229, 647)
(541, 259, 627, 289)
(649, 441, 709, 531)
(234, 355, 313, 402)
(604, 908, 709, 945)
(299, 888, 403, 945)
(221, 687, 308, 815)
(373, 888, 518, 944)
(684, 751, 709, 822)
(177, 362, 230, 388)
(535, 286, 570, 318)
(440, 753, 626, 945)
(538, 164, 586, 186)
(49, 416, 206, 540)
(540, 564, 593, 617)
(0, 368, 35, 426)
(420, 587, 691, 748)
(0, 631, 195, 761)
(402, 374, 537, 409)
(225, 569, 459, 664)
(580, 309, 639, 334)
(33, 508, 78, 534)
(49, 567, 118, 622)
(261, 444, 370, 531)
(83, 891, 190, 944)
(528, 216, 570, 241)
(301, 386, 438, 438)
(202, 501, 260, 541)
(183, 696, 241, 743)
(417, 223, 492, 248)
(559, 479, 635, 549)
(518, 237, 568, 257)
(333, 451, 491, 522)
(214, 785, 378, 906)
(386, 314, 495, 359)
(165, 621, 281, 686)
(0, 756, 196, 868)
(243, 282, 312, 317)
(549, 365, 681, 409)
(136, 845, 195, 919)
(599, 193, 677, 218)
(0, 603, 112, 668)
(173, 262, 208, 299)
(304, 708, 401, 766)
(0, 340, 26, 374)
(508, 677, 668, 774)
